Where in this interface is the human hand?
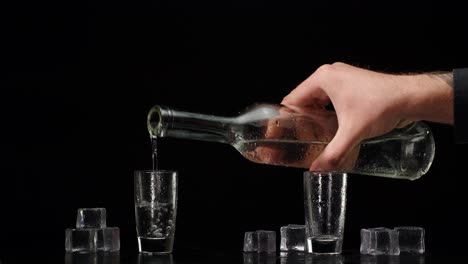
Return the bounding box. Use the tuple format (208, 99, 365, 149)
(282, 62, 453, 171)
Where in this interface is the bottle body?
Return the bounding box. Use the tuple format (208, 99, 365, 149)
(148, 103, 435, 180)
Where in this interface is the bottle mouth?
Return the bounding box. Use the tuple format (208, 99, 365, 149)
(147, 105, 171, 138)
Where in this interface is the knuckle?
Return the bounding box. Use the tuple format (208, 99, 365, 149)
(315, 64, 335, 80)
(332, 62, 347, 67)
(316, 64, 333, 74)
(315, 63, 345, 83)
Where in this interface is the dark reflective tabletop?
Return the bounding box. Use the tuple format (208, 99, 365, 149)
(1, 250, 463, 264)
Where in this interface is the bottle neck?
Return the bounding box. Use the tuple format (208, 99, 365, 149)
(147, 106, 232, 144)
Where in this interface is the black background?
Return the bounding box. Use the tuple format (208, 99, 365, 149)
(3, 0, 468, 261)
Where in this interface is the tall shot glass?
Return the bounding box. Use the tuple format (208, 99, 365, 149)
(134, 170, 178, 254)
(304, 171, 347, 254)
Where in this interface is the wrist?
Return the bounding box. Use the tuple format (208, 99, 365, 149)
(404, 72, 454, 124)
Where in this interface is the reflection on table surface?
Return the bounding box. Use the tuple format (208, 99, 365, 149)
(278, 252, 344, 264)
(359, 255, 425, 264)
(244, 252, 346, 264)
(62, 251, 426, 264)
(247, 253, 425, 264)
(64, 252, 175, 264)
(138, 253, 174, 264)
(64, 252, 121, 264)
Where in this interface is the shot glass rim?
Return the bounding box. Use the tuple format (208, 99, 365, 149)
(281, 224, 306, 230)
(134, 169, 178, 175)
(303, 171, 348, 176)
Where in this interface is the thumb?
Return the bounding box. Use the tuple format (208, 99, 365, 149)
(310, 126, 360, 171)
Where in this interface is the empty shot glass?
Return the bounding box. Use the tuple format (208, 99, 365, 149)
(134, 170, 178, 254)
(304, 171, 347, 254)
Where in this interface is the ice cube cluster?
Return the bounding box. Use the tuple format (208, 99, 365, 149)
(65, 208, 120, 252)
(360, 226, 425, 255)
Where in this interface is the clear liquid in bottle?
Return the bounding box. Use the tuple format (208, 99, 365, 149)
(147, 103, 435, 180)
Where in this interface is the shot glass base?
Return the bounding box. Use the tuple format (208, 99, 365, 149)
(306, 236, 343, 255)
(138, 237, 174, 254)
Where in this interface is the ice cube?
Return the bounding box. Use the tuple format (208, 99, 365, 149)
(243, 230, 276, 253)
(280, 224, 305, 252)
(76, 208, 107, 229)
(98, 227, 120, 251)
(243, 231, 259, 252)
(65, 228, 97, 252)
(360, 228, 400, 256)
(66, 208, 120, 252)
(66, 227, 120, 252)
(394, 226, 425, 254)
(257, 230, 276, 253)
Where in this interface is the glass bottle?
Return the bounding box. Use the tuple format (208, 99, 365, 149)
(147, 103, 435, 180)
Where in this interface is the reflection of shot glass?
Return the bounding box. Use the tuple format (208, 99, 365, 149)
(138, 253, 173, 264)
(304, 171, 347, 254)
(134, 170, 178, 254)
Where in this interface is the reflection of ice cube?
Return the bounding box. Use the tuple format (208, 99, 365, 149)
(65, 251, 120, 264)
(360, 255, 400, 264)
(394, 226, 425, 254)
(400, 255, 425, 264)
(280, 252, 307, 264)
(243, 252, 276, 264)
(361, 228, 400, 255)
(280, 224, 305, 252)
(76, 208, 107, 228)
(243, 230, 276, 253)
